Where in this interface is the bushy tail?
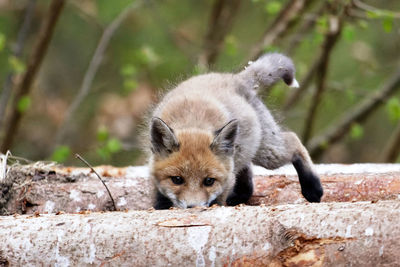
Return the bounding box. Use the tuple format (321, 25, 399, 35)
(237, 53, 299, 90)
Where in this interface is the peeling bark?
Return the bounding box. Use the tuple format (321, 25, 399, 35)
(1, 164, 400, 215)
(0, 201, 399, 266)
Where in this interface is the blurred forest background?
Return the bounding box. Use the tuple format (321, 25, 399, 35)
(0, 0, 400, 166)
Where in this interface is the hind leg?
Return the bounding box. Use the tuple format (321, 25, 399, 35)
(226, 165, 254, 206)
(253, 131, 323, 202)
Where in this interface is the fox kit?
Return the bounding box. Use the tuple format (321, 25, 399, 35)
(148, 53, 323, 209)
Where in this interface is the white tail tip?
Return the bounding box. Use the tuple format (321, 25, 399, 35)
(289, 78, 300, 88)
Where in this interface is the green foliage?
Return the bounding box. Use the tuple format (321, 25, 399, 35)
(8, 56, 25, 73)
(386, 97, 400, 122)
(106, 138, 122, 153)
(382, 16, 393, 33)
(316, 16, 328, 34)
(262, 45, 279, 54)
(120, 64, 137, 77)
(96, 126, 109, 142)
(224, 35, 238, 57)
(264, 1, 282, 15)
(96, 127, 122, 160)
(97, 0, 134, 24)
(120, 64, 138, 94)
(51, 145, 71, 163)
(365, 9, 395, 33)
(136, 46, 160, 66)
(0, 32, 5, 51)
(17, 96, 31, 113)
(343, 25, 355, 41)
(350, 123, 364, 140)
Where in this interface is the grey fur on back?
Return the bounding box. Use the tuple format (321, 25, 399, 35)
(151, 53, 297, 173)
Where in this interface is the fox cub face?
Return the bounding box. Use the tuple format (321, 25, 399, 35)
(150, 118, 238, 208)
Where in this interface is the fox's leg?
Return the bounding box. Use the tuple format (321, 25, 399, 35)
(253, 131, 323, 202)
(226, 165, 254, 206)
(154, 190, 173, 210)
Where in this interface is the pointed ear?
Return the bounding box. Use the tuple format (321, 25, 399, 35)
(150, 117, 179, 156)
(211, 120, 239, 156)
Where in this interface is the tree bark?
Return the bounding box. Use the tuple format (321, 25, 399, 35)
(0, 200, 399, 266)
(1, 164, 400, 215)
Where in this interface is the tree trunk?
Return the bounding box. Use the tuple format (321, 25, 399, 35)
(0, 200, 399, 266)
(1, 164, 400, 215)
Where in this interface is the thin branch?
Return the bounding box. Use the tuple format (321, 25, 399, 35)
(381, 122, 400, 163)
(0, 0, 36, 133)
(54, 1, 142, 146)
(145, 0, 197, 64)
(283, 4, 331, 111)
(285, 2, 326, 56)
(352, 0, 400, 19)
(302, 14, 344, 143)
(197, 0, 241, 70)
(75, 154, 117, 211)
(247, 0, 316, 62)
(308, 66, 400, 159)
(283, 57, 319, 111)
(0, 0, 66, 153)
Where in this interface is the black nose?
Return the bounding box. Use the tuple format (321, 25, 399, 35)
(187, 205, 195, 208)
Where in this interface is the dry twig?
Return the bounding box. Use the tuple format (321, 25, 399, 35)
(75, 153, 116, 211)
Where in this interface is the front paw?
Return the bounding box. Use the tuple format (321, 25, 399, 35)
(154, 190, 173, 210)
(301, 173, 323, 202)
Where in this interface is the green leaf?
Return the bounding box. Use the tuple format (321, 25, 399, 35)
(386, 97, 400, 122)
(8, 56, 26, 73)
(350, 123, 364, 140)
(382, 16, 393, 33)
(17, 95, 31, 113)
(343, 25, 355, 41)
(0, 33, 6, 52)
(120, 64, 137, 77)
(262, 45, 279, 54)
(137, 46, 160, 66)
(366, 10, 379, 19)
(96, 147, 110, 160)
(358, 20, 368, 29)
(192, 64, 206, 75)
(123, 78, 138, 94)
(224, 35, 237, 56)
(312, 32, 324, 45)
(97, 126, 109, 142)
(51, 146, 71, 163)
(106, 138, 122, 153)
(316, 16, 328, 33)
(265, 1, 282, 15)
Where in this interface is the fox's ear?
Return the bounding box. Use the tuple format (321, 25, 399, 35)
(150, 117, 179, 156)
(211, 119, 238, 156)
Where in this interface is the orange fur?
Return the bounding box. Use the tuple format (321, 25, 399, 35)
(152, 129, 234, 206)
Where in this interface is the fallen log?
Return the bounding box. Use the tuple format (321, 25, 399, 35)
(0, 200, 399, 266)
(1, 164, 400, 214)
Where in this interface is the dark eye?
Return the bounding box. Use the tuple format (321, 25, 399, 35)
(203, 177, 215, 186)
(170, 176, 184, 185)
